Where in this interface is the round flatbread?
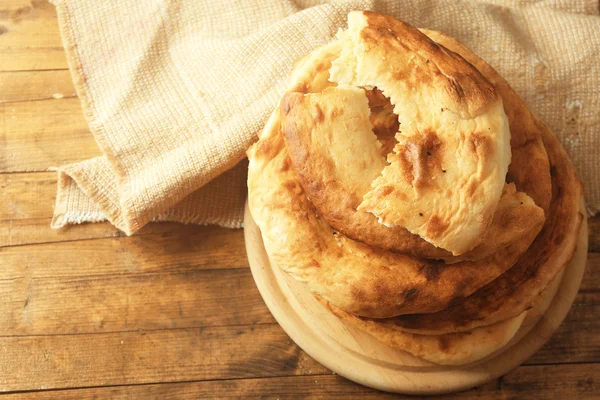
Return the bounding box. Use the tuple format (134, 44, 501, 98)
(280, 86, 544, 263)
(277, 12, 549, 262)
(247, 31, 544, 318)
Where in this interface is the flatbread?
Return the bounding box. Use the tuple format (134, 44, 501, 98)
(328, 302, 526, 366)
(360, 30, 581, 333)
(281, 86, 544, 263)
(325, 260, 565, 366)
(380, 126, 583, 334)
(277, 14, 551, 262)
(248, 13, 561, 320)
(330, 11, 511, 255)
(248, 40, 541, 318)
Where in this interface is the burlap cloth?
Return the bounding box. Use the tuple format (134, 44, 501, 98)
(50, 0, 600, 235)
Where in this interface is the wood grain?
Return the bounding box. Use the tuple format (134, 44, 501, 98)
(0, 226, 247, 279)
(0, 0, 598, 397)
(0, 325, 329, 392)
(0, 172, 61, 221)
(0, 98, 98, 172)
(0, 268, 275, 335)
(0, 0, 67, 71)
(0, 216, 224, 247)
(0, 217, 127, 247)
(0, 70, 75, 103)
(0, 172, 212, 247)
(0, 216, 265, 336)
(3, 364, 598, 399)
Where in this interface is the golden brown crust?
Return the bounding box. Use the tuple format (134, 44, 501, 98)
(380, 126, 582, 333)
(329, 11, 511, 255)
(420, 29, 552, 214)
(281, 45, 544, 262)
(248, 13, 563, 324)
(358, 11, 498, 118)
(249, 109, 536, 318)
(327, 299, 526, 366)
(248, 39, 542, 318)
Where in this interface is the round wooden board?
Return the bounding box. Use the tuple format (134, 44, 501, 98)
(244, 201, 589, 395)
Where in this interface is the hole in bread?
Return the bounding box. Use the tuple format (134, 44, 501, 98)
(364, 87, 399, 158)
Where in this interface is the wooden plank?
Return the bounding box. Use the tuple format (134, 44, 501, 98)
(0, 218, 125, 247)
(0, 172, 57, 221)
(0, 98, 98, 172)
(0, 225, 247, 280)
(0, 172, 211, 247)
(0, 171, 122, 247)
(0, 70, 75, 103)
(0, 269, 273, 335)
(496, 363, 599, 400)
(0, 249, 595, 357)
(0, 325, 330, 392)
(3, 363, 599, 399)
(0, 222, 254, 335)
(0, 215, 242, 249)
(0, 0, 67, 71)
(0, 217, 220, 248)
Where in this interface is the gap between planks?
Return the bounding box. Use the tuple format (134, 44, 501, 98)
(0, 363, 597, 399)
(0, 96, 77, 105)
(0, 68, 70, 73)
(0, 373, 337, 396)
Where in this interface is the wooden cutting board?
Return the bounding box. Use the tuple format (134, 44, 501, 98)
(243, 201, 589, 395)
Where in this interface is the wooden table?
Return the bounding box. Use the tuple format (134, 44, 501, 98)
(0, 1, 598, 398)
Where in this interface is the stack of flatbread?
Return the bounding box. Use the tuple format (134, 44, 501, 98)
(247, 11, 584, 365)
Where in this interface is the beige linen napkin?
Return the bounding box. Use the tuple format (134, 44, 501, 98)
(50, 0, 600, 235)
